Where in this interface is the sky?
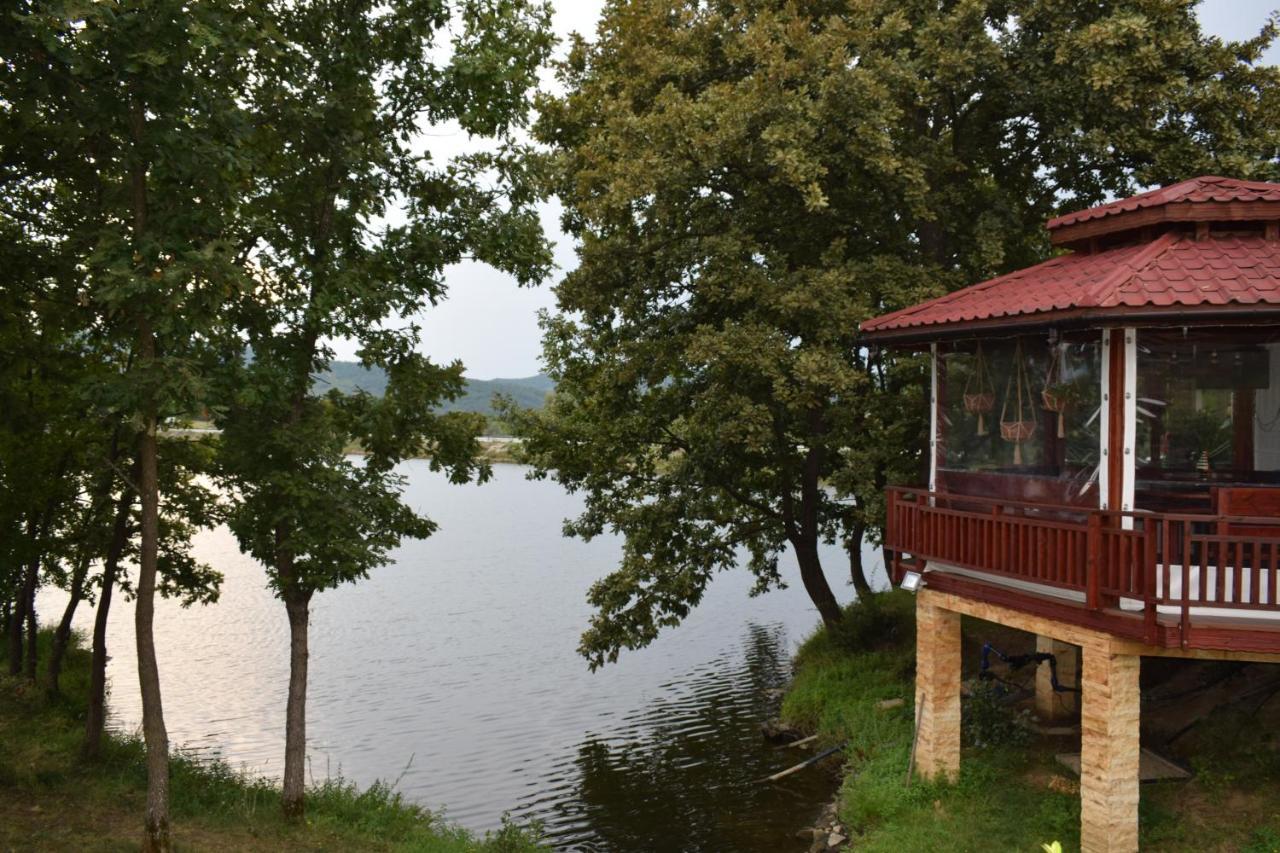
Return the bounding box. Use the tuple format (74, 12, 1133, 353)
(332, 0, 1280, 380)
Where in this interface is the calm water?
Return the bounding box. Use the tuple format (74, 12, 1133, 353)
(43, 462, 883, 851)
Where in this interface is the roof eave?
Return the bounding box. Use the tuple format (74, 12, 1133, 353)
(860, 304, 1280, 348)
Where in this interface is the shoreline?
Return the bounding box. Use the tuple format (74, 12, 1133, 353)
(779, 592, 1280, 851)
(0, 631, 544, 851)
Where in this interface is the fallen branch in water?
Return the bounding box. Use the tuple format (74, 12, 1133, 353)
(777, 733, 820, 750)
(759, 743, 846, 783)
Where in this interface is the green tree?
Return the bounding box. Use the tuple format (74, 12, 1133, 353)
(214, 0, 552, 819)
(3, 3, 267, 847)
(514, 0, 1280, 668)
(0, 321, 85, 682)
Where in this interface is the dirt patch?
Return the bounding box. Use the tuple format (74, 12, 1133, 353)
(1024, 767, 1079, 796)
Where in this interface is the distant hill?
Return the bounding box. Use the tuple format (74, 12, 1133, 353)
(313, 361, 553, 417)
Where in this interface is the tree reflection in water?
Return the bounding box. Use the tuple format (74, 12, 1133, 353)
(516, 623, 837, 852)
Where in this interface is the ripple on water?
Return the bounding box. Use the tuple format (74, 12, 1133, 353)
(38, 463, 884, 853)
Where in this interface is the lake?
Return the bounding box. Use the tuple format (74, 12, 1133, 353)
(43, 461, 883, 851)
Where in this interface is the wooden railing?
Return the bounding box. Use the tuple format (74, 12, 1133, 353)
(885, 486, 1280, 650)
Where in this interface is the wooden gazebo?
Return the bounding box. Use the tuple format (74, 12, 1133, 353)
(861, 176, 1280, 853)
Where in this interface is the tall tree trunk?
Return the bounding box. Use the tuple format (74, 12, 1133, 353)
(130, 89, 170, 852)
(278, 317, 323, 822)
(847, 526, 873, 599)
(51, 432, 123, 697)
(135, 355, 171, 852)
(282, 583, 312, 820)
(793, 538, 843, 628)
(85, 486, 133, 760)
(46, 549, 93, 696)
(790, 412, 842, 628)
(8, 515, 39, 676)
(6, 576, 24, 676)
(22, 556, 38, 681)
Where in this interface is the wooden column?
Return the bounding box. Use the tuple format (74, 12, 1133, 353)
(1034, 636, 1079, 721)
(1106, 328, 1127, 514)
(1080, 640, 1141, 853)
(930, 343, 941, 493)
(914, 592, 961, 781)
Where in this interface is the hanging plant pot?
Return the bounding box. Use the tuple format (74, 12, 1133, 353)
(964, 391, 995, 413)
(1000, 339, 1038, 465)
(1040, 344, 1077, 438)
(1000, 419, 1037, 465)
(963, 343, 996, 436)
(964, 392, 995, 437)
(1041, 389, 1068, 411)
(1041, 386, 1073, 439)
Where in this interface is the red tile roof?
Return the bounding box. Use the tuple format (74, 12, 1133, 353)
(860, 232, 1280, 338)
(1047, 175, 1280, 231)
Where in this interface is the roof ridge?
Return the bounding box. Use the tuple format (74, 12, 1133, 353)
(1191, 175, 1280, 192)
(1082, 231, 1181, 308)
(1046, 180, 1193, 230)
(1045, 175, 1280, 231)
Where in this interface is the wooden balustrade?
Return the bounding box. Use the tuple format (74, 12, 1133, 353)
(885, 486, 1280, 652)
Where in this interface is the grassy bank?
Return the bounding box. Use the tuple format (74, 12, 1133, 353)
(0, 632, 541, 851)
(780, 592, 1280, 852)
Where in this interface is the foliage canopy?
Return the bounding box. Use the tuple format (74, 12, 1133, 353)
(514, 0, 1280, 668)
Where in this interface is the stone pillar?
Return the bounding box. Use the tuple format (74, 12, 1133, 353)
(1034, 635, 1080, 722)
(914, 592, 961, 781)
(1079, 641, 1141, 853)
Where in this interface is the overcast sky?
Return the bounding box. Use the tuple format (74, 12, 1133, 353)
(333, 0, 1280, 380)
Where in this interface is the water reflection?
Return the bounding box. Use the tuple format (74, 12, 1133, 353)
(529, 623, 833, 852)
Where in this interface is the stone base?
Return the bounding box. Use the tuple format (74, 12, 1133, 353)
(1079, 642, 1140, 853)
(913, 596, 961, 781)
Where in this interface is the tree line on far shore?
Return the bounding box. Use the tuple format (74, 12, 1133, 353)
(4, 1, 1280, 851)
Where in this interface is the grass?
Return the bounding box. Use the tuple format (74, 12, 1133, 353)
(780, 592, 1280, 852)
(0, 631, 542, 851)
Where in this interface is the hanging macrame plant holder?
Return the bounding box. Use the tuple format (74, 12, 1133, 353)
(963, 343, 996, 436)
(1040, 344, 1070, 439)
(1000, 340, 1037, 465)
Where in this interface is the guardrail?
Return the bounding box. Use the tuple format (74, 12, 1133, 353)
(885, 486, 1280, 649)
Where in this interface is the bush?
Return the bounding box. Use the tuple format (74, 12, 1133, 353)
(961, 679, 1031, 749)
(803, 590, 916, 659)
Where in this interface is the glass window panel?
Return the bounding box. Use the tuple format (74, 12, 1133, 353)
(1136, 327, 1280, 512)
(939, 334, 1101, 504)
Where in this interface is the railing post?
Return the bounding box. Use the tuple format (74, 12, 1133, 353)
(1087, 512, 1102, 610)
(886, 488, 899, 583)
(991, 504, 1003, 573)
(1144, 517, 1158, 644)
(1181, 519, 1192, 650)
